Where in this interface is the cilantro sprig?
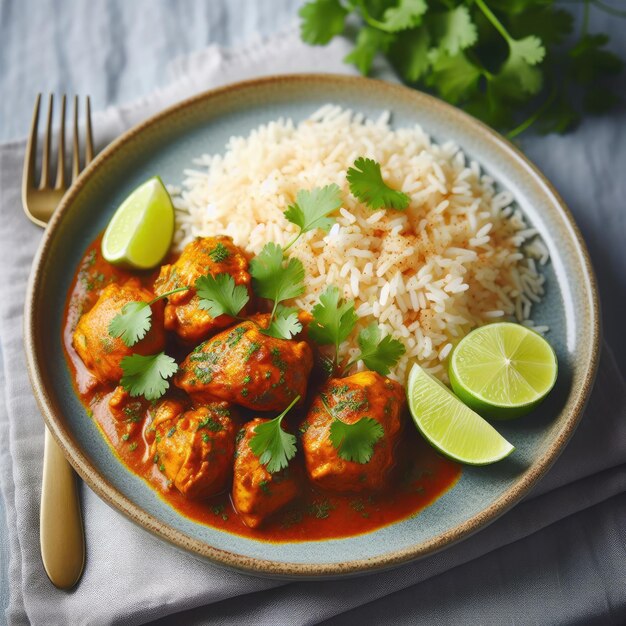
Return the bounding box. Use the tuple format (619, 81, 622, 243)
(264, 306, 303, 340)
(308, 285, 358, 363)
(347, 157, 409, 211)
(350, 322, 407, 376)
(196, 273, 250, 318)
(283, 184, 342, 250)
(309, 285, 406, 376)
(249, 242, 306, 336)
(119, 352, 178, 401)
(299, 0, 625, 136)
(249, 395, 300, 473)
(321, 394, 384, 464)
(108, 286, 189, 347)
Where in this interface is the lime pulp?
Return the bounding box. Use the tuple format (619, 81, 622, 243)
(407, 363, 514, 465)
(101, 176, 175, 270)
(449, 322, 558, 420)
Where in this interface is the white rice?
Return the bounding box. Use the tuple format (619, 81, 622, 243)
(169, 105, 548, 383)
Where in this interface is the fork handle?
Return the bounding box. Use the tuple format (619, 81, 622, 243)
(40, 427, 85, 589)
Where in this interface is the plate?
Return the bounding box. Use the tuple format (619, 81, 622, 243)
(24, 74, 599, 578)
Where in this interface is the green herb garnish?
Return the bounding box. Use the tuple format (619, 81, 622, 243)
(264, 306, 303, 341)
(283, 184, 342, 249)
(249, 395, 300, 473)
(250, 242, 305, 306)
(347, 157, 409, 210)
(351, 322, 406, 376)
(329, 416, 384, 463)
(108, 286, 188, 348)
(321, 394, 384, 464)
(298, 0, 625, 137)
(309, 286, 405, 375)
(249, 242, 305, 337)
(119, 352, 178, 401)
(308, 286, 358, 363)
(208, 242, 230, 263)
(195, 273, 249, 318)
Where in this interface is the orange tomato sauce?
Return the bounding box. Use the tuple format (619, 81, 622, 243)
(62, 236, 461, 542)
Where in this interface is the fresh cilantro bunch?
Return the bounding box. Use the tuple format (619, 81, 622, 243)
(299, 0, 624, 136)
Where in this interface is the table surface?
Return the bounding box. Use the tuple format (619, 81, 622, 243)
(1, 0, 624, 623)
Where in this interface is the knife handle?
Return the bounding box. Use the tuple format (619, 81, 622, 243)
(40, 427, 85, 589)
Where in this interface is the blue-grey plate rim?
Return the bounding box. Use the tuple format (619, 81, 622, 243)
(24, 74, 600, 579)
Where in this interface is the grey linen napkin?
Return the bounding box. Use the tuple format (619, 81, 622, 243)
(0, 27, 625, 626)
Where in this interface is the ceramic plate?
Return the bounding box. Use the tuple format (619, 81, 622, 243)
(24, 75, 599, 578)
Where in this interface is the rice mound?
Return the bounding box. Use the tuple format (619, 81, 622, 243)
(170, 105, 548, 383)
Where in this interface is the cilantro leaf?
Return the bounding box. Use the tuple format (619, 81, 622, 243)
(347, 157, 410, 210)
(120, 352, 178, 401)
(195, 273, 249, 318)
(509, 7, 573, 46)
(356, 323, 406, 375)
(249, 242, 305, 304)
(264, 306, 303, 340)
(491, 36, 545, 100)
(381, 0, 427, 32)
(108, 286, 189, 348)
(249, 396, 300, 473)
(426, 50, 481, 103)
(431, 6, 478, 56)
(389, 26, 430, 82)
(299, 0, 347, 45)
(344, 26, 394, 75)
(329, 417, 385, 464)
(308, 285, 358, 355)
(108, 301, 151, 347)
(284, 184, 342, 237)
(569, 34, 623, 85)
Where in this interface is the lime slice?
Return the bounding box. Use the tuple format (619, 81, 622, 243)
(449, 322, 558, 420)
(407, 363, 514, 465)
(101, 176, 175, 270)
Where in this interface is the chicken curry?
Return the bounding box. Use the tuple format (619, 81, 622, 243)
(63, 235, 460, 541)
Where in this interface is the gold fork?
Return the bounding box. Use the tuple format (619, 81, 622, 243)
(23, 94, 94, 226)
(22, 94, 95, 588)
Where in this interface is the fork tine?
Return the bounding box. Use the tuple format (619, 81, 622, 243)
(72, 96, 80, 181)
(85, 96, 94, 164)
(22, 93, 41, 192)
(39, 94, 54, 189)
(55, 95, 67, 189)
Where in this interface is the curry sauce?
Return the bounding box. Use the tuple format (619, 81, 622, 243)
(62, 236, 461, 542)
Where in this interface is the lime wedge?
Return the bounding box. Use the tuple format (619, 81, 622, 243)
(101, 176, 174, 270)
(407, 363, 514, 465)
(449, 322, 558, 420)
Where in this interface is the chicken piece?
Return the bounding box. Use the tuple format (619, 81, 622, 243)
(301, 371, 405, 492)
(232, 419, 299, 528)
(154, 236, 251, 343)
(150, 399, 238, 500)
(73, 280, 166, 384)
(175, 319, 313, 412)
(108, 386, 148, 438)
